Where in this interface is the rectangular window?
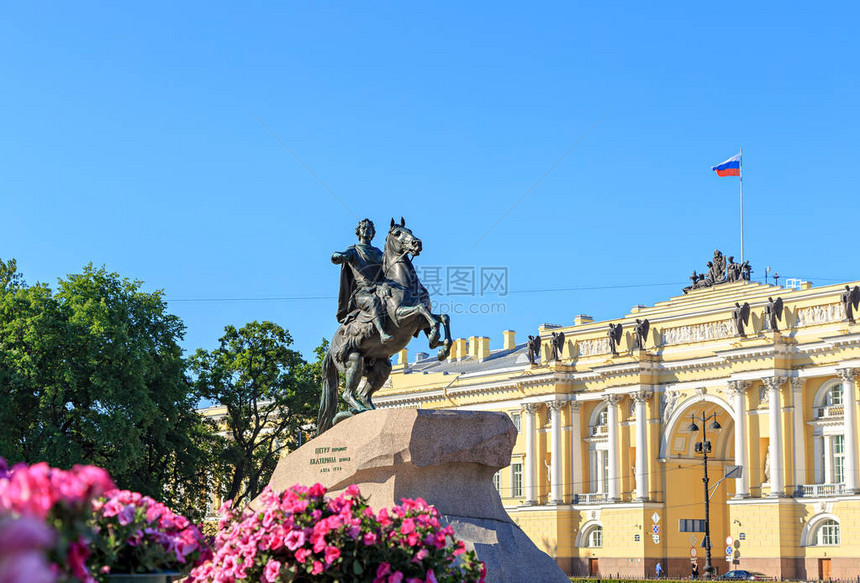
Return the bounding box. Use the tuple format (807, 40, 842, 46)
(511, 463, 523, 497)
(820, 523, 840, 546)
(833, 435, 845, 484)
(511, 413, 521, 432)
(679, 519, 707, 532)
(830, 386, 844, 406)
(492, 471, 501, 494)
(601, 451, 609, 493)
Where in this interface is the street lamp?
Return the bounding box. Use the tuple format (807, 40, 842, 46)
(688, 411, 722, 578)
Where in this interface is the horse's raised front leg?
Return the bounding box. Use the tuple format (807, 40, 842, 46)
(425, 313, 452, 360)
(356, 358, 392, 410)
(394, 304, 439, 333)
(342, 352, 365, 412)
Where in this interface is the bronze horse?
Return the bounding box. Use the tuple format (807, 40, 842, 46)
(317, 219, 452, 434)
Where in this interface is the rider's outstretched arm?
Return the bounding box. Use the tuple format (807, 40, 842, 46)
(331, 249, 354, 265)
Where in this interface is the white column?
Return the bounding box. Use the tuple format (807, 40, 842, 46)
(523, 403, 539, 505)
(604, 394, 621, 501)
(633, 390, 653, 501)
(728, 380, 751, 498)
(763, 376, 786, 497)
(791, 377, 807, 492)
(571, 403, 584, 495)
(548, 400, 564, 504)
(837, 368, 859, 493)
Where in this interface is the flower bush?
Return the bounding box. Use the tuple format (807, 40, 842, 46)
(0, 459, 115, 583)
(188, 483, 486, 583)
(88, 489, 210, 579)
(0, 459, 209, 583)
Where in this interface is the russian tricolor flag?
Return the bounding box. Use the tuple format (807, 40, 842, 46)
(712, 153, 742, 177)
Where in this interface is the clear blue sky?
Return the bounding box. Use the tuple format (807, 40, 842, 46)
(2, 2, 858, 361)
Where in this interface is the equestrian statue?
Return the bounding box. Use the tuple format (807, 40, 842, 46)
(316, 217, 452, 435)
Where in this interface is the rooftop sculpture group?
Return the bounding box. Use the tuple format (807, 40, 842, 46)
(683, 249, 751, 293)
(317, 218, 452, 435)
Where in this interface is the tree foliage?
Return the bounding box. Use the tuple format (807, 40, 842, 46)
(0, 260, 216, 518)
(190, 322, 320, 504)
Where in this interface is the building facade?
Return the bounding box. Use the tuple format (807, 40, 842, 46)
(374, 273, 860, 579)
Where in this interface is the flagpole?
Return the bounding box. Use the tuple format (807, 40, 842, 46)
(739, 148, 744, 265)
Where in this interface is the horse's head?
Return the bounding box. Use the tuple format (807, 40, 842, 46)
(386, 217, 422, 258)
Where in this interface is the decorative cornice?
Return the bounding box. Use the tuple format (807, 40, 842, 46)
(716, 341, 791, 363)
(590, 359, 660, 378)
(547, 400, 565, 412)
(824, 334, 860, 349)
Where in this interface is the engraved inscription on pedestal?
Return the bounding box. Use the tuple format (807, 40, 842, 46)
(309, 445, 351, 475)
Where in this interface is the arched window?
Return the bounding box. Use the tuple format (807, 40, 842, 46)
(812, 380, 847, 488)
(586, 405, 610, 497)
(814, 380, 845, 417)
(590, 405, 608, 436)
(814, 520, 840, 546)
(586, 525, 603, 547)
(825, 384, 843, 407)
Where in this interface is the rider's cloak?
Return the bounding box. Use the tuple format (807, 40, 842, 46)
(335, 244, 383, 324)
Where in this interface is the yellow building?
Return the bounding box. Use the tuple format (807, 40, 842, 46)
(375, 269, 860, 580)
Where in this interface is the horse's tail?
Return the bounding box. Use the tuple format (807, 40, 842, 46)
(316, 350, 338, 436)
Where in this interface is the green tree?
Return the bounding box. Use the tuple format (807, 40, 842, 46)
(0, 260, 216, 518)
(190, 322, 320, 504)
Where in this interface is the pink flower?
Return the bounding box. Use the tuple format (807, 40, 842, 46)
(284, 529, 305, 551)
(311, 561, 324, 575)
(411, 548, 428, 564)
(294, 548, 310, 563)
(400, 518, 416, 535)
(345, 484, 361, 497)
(0, 517, 55, 583)
(376, 563, 392, 577)
(0, 517, 54, 552)
(117, 505, 136, 526)
(71, 465, 115, 498)
(388, 572, 404, 583)
(324, 545, 340, 565)
(67, 540, 91, 580)
(0, 550, 55, 583)
(426, 570, 438, 583)
(363, 532, 378, 546)
(308, 483, 326, 497)
(263, 560, 281, 583)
